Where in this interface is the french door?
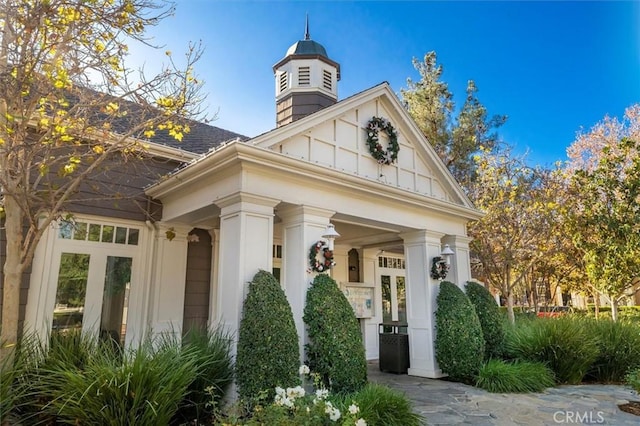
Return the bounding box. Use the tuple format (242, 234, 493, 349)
(50, 221, 140, 346)
(378, 255, 407, 325)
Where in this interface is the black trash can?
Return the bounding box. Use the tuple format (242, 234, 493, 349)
(378, 322, 409, 374)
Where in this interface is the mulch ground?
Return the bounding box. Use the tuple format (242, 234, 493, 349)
(619, 401, 640, 416)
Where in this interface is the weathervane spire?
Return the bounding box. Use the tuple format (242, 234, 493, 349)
(304, 13, 310, 40)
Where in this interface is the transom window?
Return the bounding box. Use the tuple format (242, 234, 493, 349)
(378, 256, 405, 269)
(59, 220, 139, 246)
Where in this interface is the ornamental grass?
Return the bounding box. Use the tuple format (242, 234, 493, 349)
(476, 359, 555, 393)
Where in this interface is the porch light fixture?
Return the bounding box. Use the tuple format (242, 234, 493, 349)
(322, 223, 340, 250)
(430, 244, 455, 280)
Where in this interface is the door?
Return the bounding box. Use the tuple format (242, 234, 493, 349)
(378, 255, 406, 325)
(50, 220, 140, 346)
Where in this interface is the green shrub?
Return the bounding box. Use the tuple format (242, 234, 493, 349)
(465, 281, 505, 359)
(10, 329, 233, 425)
(346, 383, 422, 426)
(435, 281, 485, 383)
(625, 367, 640, 393)
(236, 270, 300, 401)
(172, 326, 234, 424)
(585, 319, 640, 383)
(476, 359, 555, 393)
(304, 273, 367, 394)
(504, 316, 598, 384)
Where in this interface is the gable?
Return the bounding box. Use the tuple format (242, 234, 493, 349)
(253, 84, 469, 206)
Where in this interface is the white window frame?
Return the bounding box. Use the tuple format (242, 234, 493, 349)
(25, 215, 150, 348)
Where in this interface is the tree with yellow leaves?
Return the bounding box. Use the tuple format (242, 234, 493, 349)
(0, 0, 205, 363)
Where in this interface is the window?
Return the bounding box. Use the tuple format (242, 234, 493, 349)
(279, 72, 288, 92)
(59, 220, 139, 246)
(323, 70, 332, 91)
(378, 256, 405, 269)
(298, 66, 310, 86)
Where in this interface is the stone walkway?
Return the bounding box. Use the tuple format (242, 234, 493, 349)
(367, 362, 640, 425)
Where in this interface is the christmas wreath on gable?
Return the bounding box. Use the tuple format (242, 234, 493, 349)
(309, 240, 335, 273)
(366, 116, 400, 165)
(430, 256, 449, 280)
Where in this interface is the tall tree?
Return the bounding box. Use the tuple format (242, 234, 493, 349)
(468, 148, 553, 323)
(401, 52, 507, 189)
(564, 105, 640, 321)
(0, 0, 205, 362)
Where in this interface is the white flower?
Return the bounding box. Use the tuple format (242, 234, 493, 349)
(329, 407, 341, 421)
(299, 364, 310, 375)
(315, 388, 329, 400)
(286, 386, 305, 399)
(275, 386, 285, 397)
(348, 403, 360, 415)
(355, 419, 367, 426)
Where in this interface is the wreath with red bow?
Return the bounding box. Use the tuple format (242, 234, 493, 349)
(309, 241, 335, 273)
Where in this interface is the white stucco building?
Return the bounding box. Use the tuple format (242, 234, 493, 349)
(22, 27, 482, 379)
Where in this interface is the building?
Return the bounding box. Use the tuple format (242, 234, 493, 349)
(17, 26, 482, 379)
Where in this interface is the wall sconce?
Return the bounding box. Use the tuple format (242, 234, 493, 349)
(430, 244, 455, 280)
(322, 223, 340, 251)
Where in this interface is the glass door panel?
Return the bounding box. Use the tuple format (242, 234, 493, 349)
(381, 275, 392, 323)
(100, 256, 132, 346)
(53, 253, 90, 331)
(396, 276, 406, 324)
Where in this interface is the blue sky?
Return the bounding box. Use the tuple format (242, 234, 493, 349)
(133, 1, 640, 166)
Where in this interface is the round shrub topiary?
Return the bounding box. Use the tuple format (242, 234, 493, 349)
(303, 274, 367, 394)
(465, 281, 505, 360)
(435, 281, 485, 384)
(236, 270, 300, 401)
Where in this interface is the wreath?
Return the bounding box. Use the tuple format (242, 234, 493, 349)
(309, 240, 335, 273)
(430, 256, 449, 280)
(366, 116, 400, 165)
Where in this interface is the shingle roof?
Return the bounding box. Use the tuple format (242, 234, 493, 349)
(149, 118, 249, 154)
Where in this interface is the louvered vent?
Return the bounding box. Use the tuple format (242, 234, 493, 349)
(323, 69, 332, 91)
(298, 66, 310, 86)
(279, 72, 288, 93)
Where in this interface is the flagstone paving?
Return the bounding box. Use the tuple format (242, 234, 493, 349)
(367, 362, 640, 425)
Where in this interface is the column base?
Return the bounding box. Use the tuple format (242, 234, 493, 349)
(408, 367, 447, 379)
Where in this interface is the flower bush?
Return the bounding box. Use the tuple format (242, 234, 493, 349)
(244, 366, 368, 425)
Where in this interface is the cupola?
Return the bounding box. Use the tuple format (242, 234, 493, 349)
(273, 17, 341, 127)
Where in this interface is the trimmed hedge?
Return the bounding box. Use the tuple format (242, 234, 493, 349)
(304, 274, 367, 394)
(236, 270, 300, 401)
(435, 281, 485, 383)
(465, 281, 505, 359)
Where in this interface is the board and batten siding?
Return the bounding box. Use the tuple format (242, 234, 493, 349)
(182, 228, 212, 334)
(271, 99, 450, 202)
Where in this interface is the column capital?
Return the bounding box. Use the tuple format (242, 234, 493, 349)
(443, 234, 473, 247)
(277, 205, 335, 224)
(400, 229, 444, 245)
(154, 222, 193, 242)
(214, 192, 279, 216)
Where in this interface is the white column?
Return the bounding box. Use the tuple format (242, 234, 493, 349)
(214, 193, 278, 351)
(400, 230, 446, 378)
(278, 206, 335, 362)
(207, 228, 220, 328)
(442, 235, 473, 288)
(362, 248, 381, 360)
(148, 223, 192, 338)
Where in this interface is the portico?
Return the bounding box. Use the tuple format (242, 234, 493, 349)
(145, 93, 482, 377)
